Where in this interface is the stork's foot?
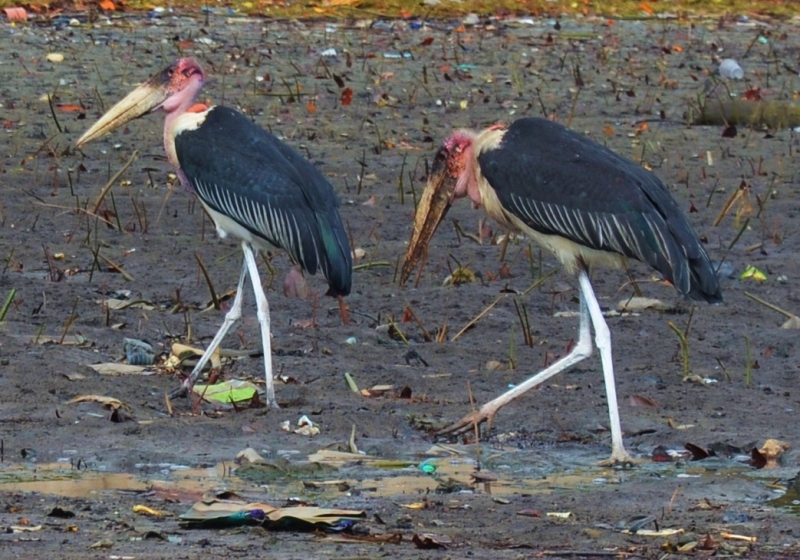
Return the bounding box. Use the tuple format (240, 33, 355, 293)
(436, 406, 499, 438)
(596, 448, 638, 468)
(167, 383, 190, 400)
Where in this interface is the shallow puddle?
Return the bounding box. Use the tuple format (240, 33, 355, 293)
(0, 454, 612, 501)
(0, 448, 780, 504)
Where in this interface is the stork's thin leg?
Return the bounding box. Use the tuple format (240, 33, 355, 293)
(242, 242, 279, 409)
(169, 257, 248, 399)
(577, 270, 633, 466)
(438, 287, 593, 436)
(337, 295, 350, 325)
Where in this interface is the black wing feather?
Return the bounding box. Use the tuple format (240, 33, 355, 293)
(479, 118, 721, 303)
(175, 106, 352, 296)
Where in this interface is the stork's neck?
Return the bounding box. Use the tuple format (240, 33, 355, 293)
(161, 74, 205, 167)
(454, 143, 483, 207)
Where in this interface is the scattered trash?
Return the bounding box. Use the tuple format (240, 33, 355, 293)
(462, 13, 479, 26)
(615, 514, 655, 533)
(719, 58, 744, 80)
(193, 380, 259, 404)
(546, 511, 572, 519)
(10, 524, 42, 533)
(320, 48, 338, 57)
(124, 338, 156, 366)
(168, 342, 220, 370)
(3, 7, 27, 21)
(180, 492, 365, 531)
(282, 415, 320, 436)
(419, 460, 437, 475)
(345, 336, 357, 345)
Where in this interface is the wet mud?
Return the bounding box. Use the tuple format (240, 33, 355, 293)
(1, 12, 799, 558)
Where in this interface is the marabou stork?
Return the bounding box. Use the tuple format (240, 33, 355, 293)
(77, 58, 353, 409)
(401, 118, 721, 464)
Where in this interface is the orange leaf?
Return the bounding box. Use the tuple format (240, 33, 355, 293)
(340, 87, 353, 106)
(403, 307, 412, 323)
(636, 122, 649, 134)
(455, 25, 466, 32)
(639, 2, 654, 14)
(603, 125, 614, 136)
(98, 0, 115, 10)
(671, 45, 683, 52)
(306, 100, 316, 113)
(742, 87, 761, 101)
(58, 104, 83, 112)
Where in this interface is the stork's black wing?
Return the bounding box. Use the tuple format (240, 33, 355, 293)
(175, 106, 352, 296)
(479, 118, 720, 302)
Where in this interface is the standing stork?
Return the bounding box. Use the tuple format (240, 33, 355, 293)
(401, 118, 721, 464)
(77, 58, 353, 409)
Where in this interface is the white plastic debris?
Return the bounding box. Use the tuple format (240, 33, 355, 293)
(719, 59, 744, 80)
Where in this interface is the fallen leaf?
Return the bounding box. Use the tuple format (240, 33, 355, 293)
(628, 394, 659, 408)
(68, 394, 130, 411)
(11, 525, 43, 533)
(617, 297, 672, 312)
(236, 447, 267, 464)
(133, 505, 169, 517)
(88, 363, 148, 376)
(752, 438, 789, 469)
(412, 533, 450, 549)
(516, 509, 541, 517)
(685, 442, 711, 461)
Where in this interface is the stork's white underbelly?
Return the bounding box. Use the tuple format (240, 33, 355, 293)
(200, 199, 278, 253)
(479, 176, 626, 273)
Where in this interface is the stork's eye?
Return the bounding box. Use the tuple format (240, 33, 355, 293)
(167, 68, 175, 77)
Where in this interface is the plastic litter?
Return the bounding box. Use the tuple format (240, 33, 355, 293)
(719, 59, 744, 80)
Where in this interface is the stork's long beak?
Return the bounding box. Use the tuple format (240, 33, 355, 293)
(399, 161, 457, 287)
(76, 71, 171, 147)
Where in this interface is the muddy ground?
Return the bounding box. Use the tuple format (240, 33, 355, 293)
(1, 10, 799, 559)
